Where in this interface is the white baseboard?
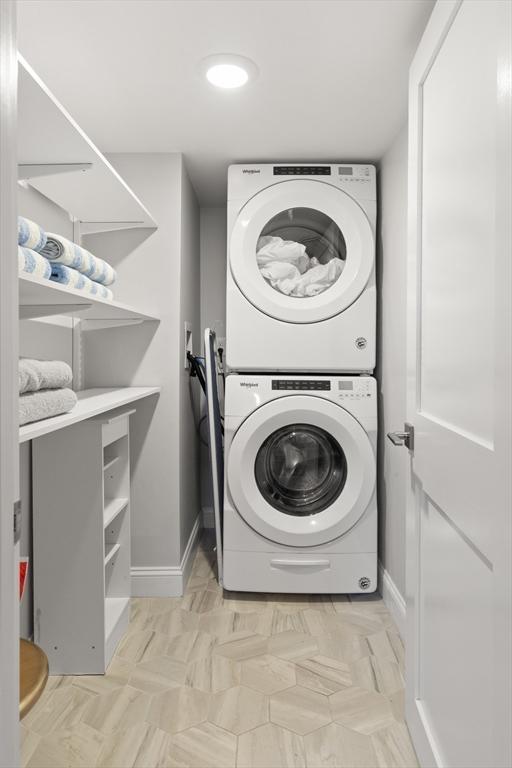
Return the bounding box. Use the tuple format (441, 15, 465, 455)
(202, 505, 215, 529)
(378, 561, 406, 639)
(131, 516, 202, 597)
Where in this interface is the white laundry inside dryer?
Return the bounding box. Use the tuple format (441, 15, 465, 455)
(256, 206, 347, 297)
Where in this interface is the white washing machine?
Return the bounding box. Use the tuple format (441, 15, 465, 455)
(226, 163, 376, 373)
(223, 374, 377, 593)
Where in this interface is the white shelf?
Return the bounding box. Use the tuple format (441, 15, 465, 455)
(19, 386, 160, 443)
(104, 498, 128, 529)
(105, 597, 130, 642)
(19, 273, 159, 323)
(104, 542, 121, 567)
(104, 456, 121, 473)
(18, 56, 157, 233)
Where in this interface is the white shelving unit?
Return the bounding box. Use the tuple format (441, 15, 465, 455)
(32, 409, 135, 674)
(18, 56, 161, 674)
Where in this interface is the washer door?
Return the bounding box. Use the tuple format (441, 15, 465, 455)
(230, 180, 374, 324)
(227, 396, 375, 547)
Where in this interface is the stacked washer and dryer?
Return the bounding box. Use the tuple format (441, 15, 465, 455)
(222, 163, 377, 593)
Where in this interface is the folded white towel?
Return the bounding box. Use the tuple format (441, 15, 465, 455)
(19, 358, 73, 395)
(257, 236, 309, 274)
(19, 388, 77, 426)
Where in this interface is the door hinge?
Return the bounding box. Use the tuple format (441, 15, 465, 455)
(13, 500, 21, 544)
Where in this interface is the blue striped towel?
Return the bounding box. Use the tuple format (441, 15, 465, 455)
(18, 216, 47, 252)
(18, 246, 52, 280)
(40, 234, 116, 286)
(50, 263, 113, 301)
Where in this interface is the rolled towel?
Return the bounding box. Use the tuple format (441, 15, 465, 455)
(18, 216, 47, 252)
(19, 358, 73, 395)
(19, 388, 78, 426)
(49, 263, 113, 301)
(18, 246, 52, 280)
(40, 233, 116, 286)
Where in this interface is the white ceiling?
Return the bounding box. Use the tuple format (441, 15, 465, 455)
(17, 0, 433, 204)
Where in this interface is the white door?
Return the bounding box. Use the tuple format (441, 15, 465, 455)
(227, 395, 376, 546)
(230, 180, 374, 322)
(0, 1, 20, 766)
(403, 2, 512, 766)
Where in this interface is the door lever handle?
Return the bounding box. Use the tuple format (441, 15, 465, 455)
(387, 423, 414, 451)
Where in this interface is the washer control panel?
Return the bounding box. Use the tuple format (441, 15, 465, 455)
(337, 378, 373, 400)
(272, 380, 331, 391)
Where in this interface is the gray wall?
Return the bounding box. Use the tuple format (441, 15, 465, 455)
(376, 125, 409, 599)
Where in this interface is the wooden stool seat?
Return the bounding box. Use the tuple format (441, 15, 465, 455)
(19, 639, 48, 719)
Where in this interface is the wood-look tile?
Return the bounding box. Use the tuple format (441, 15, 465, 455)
(96, 722, 171, 768)
(185, 655, 241, 692)
(269, 610, 312, 635)
(21, 725, 40, 768)
(389, 690, 406, 722)
(208, 685, 269, 734)
(23, 686, 92, 735)
(148, 597, 183, 614)
(148, 608, 200, 636)
(351, 656, 404, 697)
(317, 631, 371, 663)
(27, 723, 104, 768)
(330, 687, 395, 735)
(270, 685, 331, 735)
(115, 629, 168, 664)
(181, 589, 224, 614)
(166, 722, 237, 767)
(264, 595, 313, 613)
(42, 675, 73, 693)
(237, 723, 306, 768)
(147, 686, 210, 734)
(301, 609, 349, 637)
(166, 630, 217, 663)
(371, 722, 419, 768)
(295, 655, 352, 694)
(129, 656, 187, 693)
(222, 591, 268, 613)
(198, 608, 237, 637)
(267, 631, 319, 661)
(367, 631, 400, 663)
(388, 632, 405, 671)
(82, 686, 151, 735)
(213, 631, 268, 661)
(241, 654, 296, 694)
(303, 721, 378, 767)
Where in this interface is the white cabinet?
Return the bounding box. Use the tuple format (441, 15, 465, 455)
(32, 410, 134, 674)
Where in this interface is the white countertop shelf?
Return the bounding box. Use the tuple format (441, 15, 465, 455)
(19, 387, 160, 443)
(19, 273, 159, 323)
(18, 55, 157, 234)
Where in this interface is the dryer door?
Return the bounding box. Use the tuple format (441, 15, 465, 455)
(230, 180, 374, 324)
(227, 396, 375, 547)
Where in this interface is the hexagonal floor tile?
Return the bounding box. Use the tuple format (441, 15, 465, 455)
(148, 608, 200, 636)
(267, 631, 319, 661)
(241, 654, 296, 694)
(129, 656, 187, 693)
(185, 655, 241, 692)
(24, 686, 92, 736)
(237, 723, 306, 768)
(147, 686, 210, 734)
(96, 722, 170, 767)
(182, 589, 223, 614)
(222, 591, 269, 614)
(371, 721, 419, 767)
(166, 722, 237, 767)
(270, 685, 331, 735)
(317, 631, 370, 664)
(303, 721, 378, 767)
(351, 655, 404, 697)
(213, 631, 268, 661)
(115, 629, 168, 664)
(208, 685, 269, 734)
(82, 686, 151, 734)
(25, 722, 104, 768)
(198, 608, 237, 637)
(295, 655, 352, 694)
(269, 610, 311, 635)
(330, 686, 395, 735)
(166, 630, 217, 663)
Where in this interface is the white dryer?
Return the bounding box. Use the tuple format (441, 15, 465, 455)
(226, 163, 376, 373)
(223, 374, 377, 593)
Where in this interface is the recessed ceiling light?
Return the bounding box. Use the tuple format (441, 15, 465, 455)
(200, 54, 258, 90)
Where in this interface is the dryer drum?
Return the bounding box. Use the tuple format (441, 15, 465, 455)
(254, 423, 347, 516)
(260, 206, 347, 264)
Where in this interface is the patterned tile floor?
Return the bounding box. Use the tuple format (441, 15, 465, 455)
(22, 536, 418, 767)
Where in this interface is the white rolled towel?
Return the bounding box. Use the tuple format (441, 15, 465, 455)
(256, 236, 310, 274)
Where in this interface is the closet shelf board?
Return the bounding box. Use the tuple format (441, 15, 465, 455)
(103, 456, 121, 473)
(19, 387, 161, 443)
(104, 542, 121, 567)
(19, 273, 159, 323)
(103, 498, 128, 528)
(18, 56, 157, 232)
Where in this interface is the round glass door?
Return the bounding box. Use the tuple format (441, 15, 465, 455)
(257, 208, 347, 299)
(255, 424, 347, 515)
(230, 179, 374, 324)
